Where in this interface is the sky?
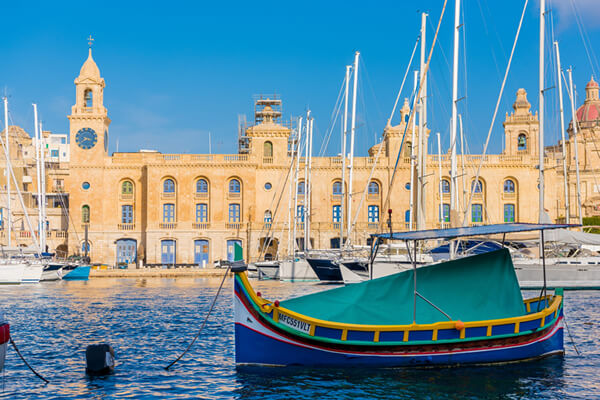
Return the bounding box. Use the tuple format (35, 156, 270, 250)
(1, 0, 599, 157)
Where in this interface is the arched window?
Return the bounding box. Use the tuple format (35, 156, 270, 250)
(84, 89, 93, 108)
(368, 181, 380, 195)
(264, 210, 272, 223)
(122, 181, 133, 195)
(297, 181, 305, 195)
(196, 178, 208, 193)
(405, 210, 411, 223)
(163, 179, 175, 193)
(518, 134, 527, 151)
(332, 181, 342, 195)
(82, 205, 90, 223)
(504, 179, 515, 193)
(471, 179, 483, 194)
(264, 141, 273, 157)
(229, 179, 241, 194)
(441, 179, 450, 194)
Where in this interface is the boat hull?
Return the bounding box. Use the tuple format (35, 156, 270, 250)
(41, 264, 64, 281)
(306, 258, 342, 281)
(234, 290, 564, 367)
(255, 262, 280, 280)
(278, 259, 318, 281)
(0, 323, 9, 371)
(22, 263, 43, 284)
(0, 263, 24, 284)
(63, 265, 91, 281)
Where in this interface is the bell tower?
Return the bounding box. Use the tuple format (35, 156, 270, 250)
(68, 37, 111, 165)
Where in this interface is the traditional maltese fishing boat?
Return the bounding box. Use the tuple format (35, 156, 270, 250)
(233, 223, 571, 367)
(0, 316, 9, 371)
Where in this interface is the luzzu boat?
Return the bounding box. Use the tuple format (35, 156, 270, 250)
(233, 223, 571, 367)
(0, 317, 8, 372)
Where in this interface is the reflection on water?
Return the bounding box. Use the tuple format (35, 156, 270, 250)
(0, 279, 597, 399)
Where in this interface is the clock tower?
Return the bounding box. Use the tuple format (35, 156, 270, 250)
(68, 44, 111, 165)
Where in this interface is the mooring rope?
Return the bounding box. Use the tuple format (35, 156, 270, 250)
(563, 316, 581, 356)
(10, 337, 49, 384)
(165, 265, 231, 370)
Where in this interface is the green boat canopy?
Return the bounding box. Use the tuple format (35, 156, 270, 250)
(280, 249, 525, 325)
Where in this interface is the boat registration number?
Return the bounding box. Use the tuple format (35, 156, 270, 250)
(278, 313, 311, 334)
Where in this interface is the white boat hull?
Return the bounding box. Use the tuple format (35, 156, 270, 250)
(41, 267, 63, 281)
(255, 262, 279, 280)
(514, 259, 600, 289)
(278, 259, 318, 281)
(22, 263, 44, 284)
(0, 263, 24, 284)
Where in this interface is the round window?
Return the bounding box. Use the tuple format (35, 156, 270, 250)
(405, 182, 410, 190)
(82, 182, 90, 190)
(264, 182, 272, 190)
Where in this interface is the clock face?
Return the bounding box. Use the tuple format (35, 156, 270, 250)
(76, 128, 98, 150)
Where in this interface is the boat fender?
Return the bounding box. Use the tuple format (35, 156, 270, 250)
(86, 344, 115, 376)
(257, 292, 262, 297)
(274, 300, 280, 307)
(454, 321, 465, 331)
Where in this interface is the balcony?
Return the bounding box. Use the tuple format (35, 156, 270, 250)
(118, 223, 135, 231)
(161, 192, 176, 199)
(120, 193, 134, 201)
(263, 157, 273, 164)
(193, 223, 210, 230)
(194, 192, 209, 200)
(333, 222, 341, 230)
(159, 223, 177, 229)
(228, 192, 241, 199)
(226, 223, 242, 230)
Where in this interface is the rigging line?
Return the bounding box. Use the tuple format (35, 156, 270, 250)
(360, 57, 386, 124)
(11, 337, 49, 383)
(461, 0, 529, 226)
(475, 0, 503, 81)
(563, 315, 581, 356)
(318, 76, 346, 157)
(387, 35, 420, 127)
(380, 1, 450, 232)
(165, 264, 231, 370)
(569, 0, 600, 77)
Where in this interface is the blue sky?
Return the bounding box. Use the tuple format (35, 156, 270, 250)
(1, 0, 599, 156)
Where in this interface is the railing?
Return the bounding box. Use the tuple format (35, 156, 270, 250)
(333, 222, 341, 230)
(263, 157, 273, 164)
(163, 155, 181, 161)
(159, 223, 177, 229)
(18, 231, 31, 238)
(193, 223, 210, 230)
(120, 193, 134, 201)
(194, 192, 209, 199)
(161, 192, 176, 199)
(118, 223, 136, 231)
(263, 222, 272, 230)
(224, 155, 248, 162)
(226, 223, 242, 230)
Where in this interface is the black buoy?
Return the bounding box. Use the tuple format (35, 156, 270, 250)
(85, 344, 115, 376)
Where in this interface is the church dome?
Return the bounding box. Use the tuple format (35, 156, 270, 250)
(79, 49, 101, 80)
(574, 77, 600, 129)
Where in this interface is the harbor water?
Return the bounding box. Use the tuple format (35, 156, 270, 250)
(0, 277, 599, 399)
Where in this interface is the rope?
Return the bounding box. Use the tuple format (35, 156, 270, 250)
(386, 36, 420, 128)
(563, 315, 581, 356)
(10, 337, 49, 383)
(165, 265, 231, 370)
(461, 0, 528, 226)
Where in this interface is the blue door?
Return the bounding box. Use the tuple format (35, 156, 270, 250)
(227, 240, 242, 262)
(116, 239, 137, 265)
(161, 240, 176, 265)
(194, 240, 209, 266)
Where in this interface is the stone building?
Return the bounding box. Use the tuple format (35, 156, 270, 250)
(3, 49, 600, 265)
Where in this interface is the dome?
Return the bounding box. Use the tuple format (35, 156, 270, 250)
(574, 77, 600, 129)
(79, 49, 101, 80)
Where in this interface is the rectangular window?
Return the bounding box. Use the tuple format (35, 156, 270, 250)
(51, 149, 59, 157)
(441, 203, 450, 223)
(296, 205, 304, 223)
(504, 204, 515, 223)
(472, 204, 483, 223)
(163, 203, 175, 222)
(121, 205, 133, 224)
(196, 203, 208, 222)
(61, 137, 66, 144)
(229, 204, 240, 222)
(368, 205, 379, 223)
(332, 205, 341, 223)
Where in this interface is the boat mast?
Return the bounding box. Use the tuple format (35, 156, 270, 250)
(306, 115, 313, 251)
(346, 51, 359, 243)
(340, 65, 351, 247)
(287, 121, 296, 257)
(538, 0, 545, 223)
(458, 114, 466, 219)
(40, 121, 47, 252)
(34, 105, 43, 249)
(292, 117, 303, 257)
(3, 98, 10, 247)
(437, 132, 443, 228)
(417, 12, 428, 230)
(450, 0, 460, 227)
(409, 70, 418, 230)
(554, 41, 570, 224)
(567, 68, 583, 226)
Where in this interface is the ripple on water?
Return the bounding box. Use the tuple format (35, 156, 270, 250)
(0, 280, 598, 399)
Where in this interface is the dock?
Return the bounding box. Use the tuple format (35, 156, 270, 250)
(90, 267, 232, 278)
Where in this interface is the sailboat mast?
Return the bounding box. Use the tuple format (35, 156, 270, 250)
(303, 111, 310, 251)
(340, 65, 350, 246)
(409, 70, 418, 230)
(554, 41, 569, 224)
(459, 114, 466, 220)
(292, 117, 303, 257)
(437, 132, 443, 228)
(567, 68, 583, 226)
(450, 0, 460, 226)
(3, 98, 10, 246)
(40, 121, 47, 251)
(34, 104, 43, 248)
(306, 116, 314, 250)
(417, 12, 428, 230)
(538, 0, 545, 222)
(346, 51, 359, 242)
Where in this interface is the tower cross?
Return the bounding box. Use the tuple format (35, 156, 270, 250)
(87, 35, 94, 48)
